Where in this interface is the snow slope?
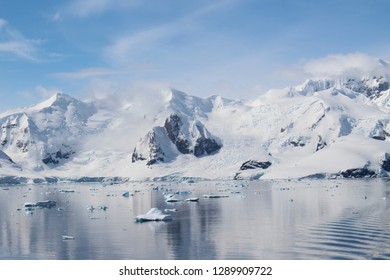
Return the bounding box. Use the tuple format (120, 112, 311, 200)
(1, 75, 390, 181)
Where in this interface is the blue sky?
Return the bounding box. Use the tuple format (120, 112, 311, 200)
(1, 0, 390, 111)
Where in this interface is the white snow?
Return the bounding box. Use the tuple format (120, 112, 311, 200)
(1, 75, 390, 181)
(134, 208, 172, 222)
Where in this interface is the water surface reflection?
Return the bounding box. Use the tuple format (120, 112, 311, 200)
(0, 179, 389, 259)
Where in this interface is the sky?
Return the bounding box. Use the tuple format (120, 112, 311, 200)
(1, 0, 390, 111)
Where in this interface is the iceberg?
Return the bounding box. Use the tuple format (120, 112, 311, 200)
(203, 194, 229, 199)
(35, 200, 56, 208)
(175, 190, 192, 195)
(122, 191, 133, 197)
(185, 197, 199, 202)
(24, 200, 56, 208)
(62, 236, 75, 240)
(134, 208, 172, 222)
(164, 193, 180, 202)
(59, 189, 75, 193)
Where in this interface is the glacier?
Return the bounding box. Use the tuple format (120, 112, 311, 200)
(1, 75, 390, 182)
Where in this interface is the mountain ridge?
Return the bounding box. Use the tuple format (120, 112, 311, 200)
(1, 75, 390, 182)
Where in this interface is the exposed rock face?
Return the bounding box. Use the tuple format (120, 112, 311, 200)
(234, 160, 272, 180)
(132, 129, 166, 166)
(239, 160, 272, 170)
(344, 76, 390, 99)
(316, 135, 327, 151)
(164, 114, 191, 154)
(42, 146, 75, 165)
(339, 168, 377, 178)
(132, 113, 222, 165)
(381, 153, 390, 172)
(193, 137, 221, 157)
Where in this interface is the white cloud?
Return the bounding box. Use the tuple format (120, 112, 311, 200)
(35, 85, 62, 99)
(103, 0, 238, 65)
(273, 53, 390, 87)
(301, 53, 390, 79)
(0, 18, 7, 28)
(52, 67, 132, 79)
(104, 25, 176, 65)
(65, 0, 139, 18)
(0, 18, 41, 61)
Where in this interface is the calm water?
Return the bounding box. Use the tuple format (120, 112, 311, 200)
(0, 179, 389, 260)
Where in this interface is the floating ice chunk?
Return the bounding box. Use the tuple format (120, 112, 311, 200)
(97, 205, 108, 211)
(203, 194, 229, 199)
(122, 191, 133, 197)
(24, 202, 36, 208)
(59, 189, 75, 193)
(165, 194, 180, 202)
(24, 200, 56, 208)
(35, 200, 56, 208)
(185, 197, 199, 202)
(134, 208, 172, 222)
(62, 236, 75, 240)
(175, 190, 192, 195)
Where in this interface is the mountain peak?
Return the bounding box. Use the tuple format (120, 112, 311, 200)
(31, 92, 75, 111)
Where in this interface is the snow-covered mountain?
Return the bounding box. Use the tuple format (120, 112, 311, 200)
(2, 75, 390, 182)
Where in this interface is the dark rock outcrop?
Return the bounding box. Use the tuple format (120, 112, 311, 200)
(381, 153, 390, 172)
(234, 160, 272, 180)
(132, 113, 222, 165)
(316, 135, 327, 151)
(339, 168, 377, 178)
(42, 146, 75, 165)
(133, 130, 166, 166)
(164, 114, 191, 154)
(239, 160, 272, 170)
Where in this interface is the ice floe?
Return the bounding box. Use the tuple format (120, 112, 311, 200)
(24, 200, 56, 208)
(134, 208, 172, 222)
(62, 236, 75, 240)
(185, 197, 199, 202)
(203, 194, 229, 199)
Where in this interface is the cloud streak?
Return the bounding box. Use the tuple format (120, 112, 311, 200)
(52, 67, 132, 79)
(276, 53, 390, 86)
(64, 0, 140, 18)
(0, 18, 41, 61)
(103, 0, 238, 65)
(302, 53, 390, 78)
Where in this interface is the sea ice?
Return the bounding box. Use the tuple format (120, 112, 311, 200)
(175, 190, 192, 195)
(122, 191, 133, 197)
(134, 208, 172, 222)
(203, 194, 229, 199)
(62, 236, 75, 240)
(165, 194, 180, 202)
(185, 197, 199, 202)
(59, 189, 75, 193)
(24, 200, 56, 208)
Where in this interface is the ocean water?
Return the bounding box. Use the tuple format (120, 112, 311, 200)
(0, 179, 389, 260)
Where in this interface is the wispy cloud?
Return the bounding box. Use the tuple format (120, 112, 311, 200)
(0, 18, 42, 62)
(276, 53, 390, 84)
(35, 85, 62, 99)
(64, 0, 139, 18)
(104, 0, 238, 65)
(302, 53, 390, 78)
(52, 67, 131, 79)
(104, 25, 177, 64)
